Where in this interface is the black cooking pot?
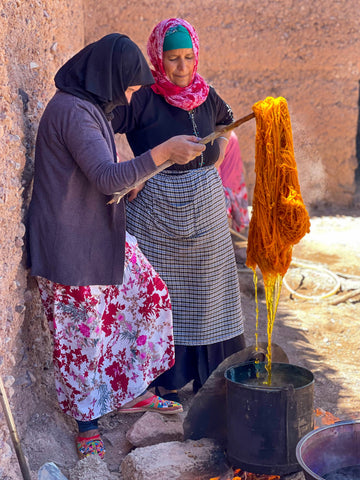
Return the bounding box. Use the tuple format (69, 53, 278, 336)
(296, 419, 360, 480)
(225, 361, 314, 475)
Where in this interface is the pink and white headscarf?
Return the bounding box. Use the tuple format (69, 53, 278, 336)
(147, 18, 210, 111)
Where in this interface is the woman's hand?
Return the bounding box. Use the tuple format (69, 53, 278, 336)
(151, 135, 206, 166)
(127, 182, 146, 201)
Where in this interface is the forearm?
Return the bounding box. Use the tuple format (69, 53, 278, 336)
(150, 143, 172, 167)
(215, 135, 229, 169)
(92, 150, 157, 195)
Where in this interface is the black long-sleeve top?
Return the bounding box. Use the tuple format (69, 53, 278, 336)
(112, 86, 233, 170)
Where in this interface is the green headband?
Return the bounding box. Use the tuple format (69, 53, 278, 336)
(163, 25, 193, 51)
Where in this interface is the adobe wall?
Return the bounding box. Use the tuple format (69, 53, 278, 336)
(0, 1, 83, 477)
(0, 0, 359, 477)
(85, 0, 360, 209)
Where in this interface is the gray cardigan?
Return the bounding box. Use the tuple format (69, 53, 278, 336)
(27, 91, 156, 286)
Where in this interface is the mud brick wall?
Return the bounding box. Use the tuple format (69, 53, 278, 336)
(0, 0, 359, 477)
(0, 1, 83, 477)
(85, 0, 360, 209)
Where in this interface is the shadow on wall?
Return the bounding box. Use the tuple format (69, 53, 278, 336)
(18, 87, 35, 209)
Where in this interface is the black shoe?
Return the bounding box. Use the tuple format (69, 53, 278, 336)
(193, 378, 202, 394)
(155, 386, 181, 404)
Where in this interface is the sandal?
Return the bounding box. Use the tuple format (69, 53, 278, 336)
(118, 394, 183, 414)
(76, 434, 106, 459)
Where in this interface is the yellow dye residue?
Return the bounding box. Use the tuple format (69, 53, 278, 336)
(246, 97, 310, 384)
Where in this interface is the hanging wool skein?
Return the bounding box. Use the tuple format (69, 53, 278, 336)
(246, 96, 311, 383)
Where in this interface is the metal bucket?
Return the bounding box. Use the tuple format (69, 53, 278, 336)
(296, 420, 360, 480)
(225, 361, 314, 475)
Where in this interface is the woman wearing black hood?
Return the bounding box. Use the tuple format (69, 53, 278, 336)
(27, 34, 205, 459)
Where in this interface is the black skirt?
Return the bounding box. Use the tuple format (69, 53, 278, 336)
(151, 333, 246, 391)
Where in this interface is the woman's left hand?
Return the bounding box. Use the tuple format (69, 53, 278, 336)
(127, 182, 145, 201)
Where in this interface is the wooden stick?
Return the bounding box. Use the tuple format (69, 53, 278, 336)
(108, 112, 255, 205)
(0, 376, 32, 480)
(330, 288, 360, 306)
(229, 227, 248, 242)
(199, 112, 255, 145)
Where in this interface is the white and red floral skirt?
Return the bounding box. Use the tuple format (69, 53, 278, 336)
(37, 233, 174, 421)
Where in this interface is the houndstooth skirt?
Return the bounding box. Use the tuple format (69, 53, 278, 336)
(126, 165, 245, 346)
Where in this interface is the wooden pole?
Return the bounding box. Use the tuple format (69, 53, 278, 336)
(199, 112, 255, 145)
(0, 376, 32, 480)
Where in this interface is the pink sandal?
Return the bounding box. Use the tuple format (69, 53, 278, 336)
(119, 394, 183, 414)
(76, 434, 106, 459)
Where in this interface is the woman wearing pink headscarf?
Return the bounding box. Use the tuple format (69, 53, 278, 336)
(218, 131, 249, 233)
(113, 18, 246, 402)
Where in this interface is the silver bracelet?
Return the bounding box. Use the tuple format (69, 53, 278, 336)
(218, 136, 229, 142)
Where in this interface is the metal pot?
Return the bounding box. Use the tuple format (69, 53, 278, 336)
(225, 361, 314, 475)
(296, 419, 360, 480)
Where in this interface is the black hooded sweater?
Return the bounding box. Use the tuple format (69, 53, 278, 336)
(27, 34, 155, 286)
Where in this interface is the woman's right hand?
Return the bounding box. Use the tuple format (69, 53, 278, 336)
(151, 135, 206, 167)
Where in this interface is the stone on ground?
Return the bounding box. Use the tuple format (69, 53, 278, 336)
(121, 438, 228, 480)
(68, 455, 114, 480)
(38, 462, 69, 480)
(126, 411, 184, 447)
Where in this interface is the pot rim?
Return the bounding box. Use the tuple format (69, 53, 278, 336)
(296, 419, 360, 480)
(224, 361, 314, 391)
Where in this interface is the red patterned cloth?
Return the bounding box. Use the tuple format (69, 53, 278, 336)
(147, 18, 209, 111)
(37, 233, 174, 421)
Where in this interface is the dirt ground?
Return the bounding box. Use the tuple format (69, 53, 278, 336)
(21, 187, 360, 479)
